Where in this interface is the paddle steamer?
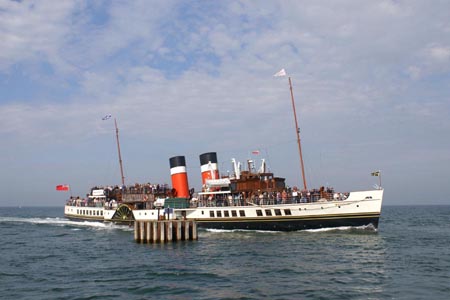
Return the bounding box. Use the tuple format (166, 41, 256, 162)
(64, 72, 384, 230)
(134, 152, 383, 231)
(64, 152, 383, 231)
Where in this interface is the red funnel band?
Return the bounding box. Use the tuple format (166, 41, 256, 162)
(169, 156, 189, 198)
(201, 170, 219, 185)
(171, 172, 189, 198)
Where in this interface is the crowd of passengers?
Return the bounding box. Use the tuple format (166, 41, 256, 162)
(66, 196, 105, 207)
(66, 183, 349, 208)
(65, 182, 172, 207)
(110, 183, 171, 195)
(195, 186, 349, 207)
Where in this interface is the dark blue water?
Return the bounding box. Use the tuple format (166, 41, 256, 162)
(1, 206, 449, 300)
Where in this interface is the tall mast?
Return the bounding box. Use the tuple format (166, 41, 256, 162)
(114, 118, 125, 186)
(288, 77, 308, 190)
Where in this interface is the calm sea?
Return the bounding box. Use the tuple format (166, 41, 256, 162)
(0, 205, 449, 300)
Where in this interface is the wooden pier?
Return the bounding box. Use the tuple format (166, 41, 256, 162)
(134, 220, 198, 243)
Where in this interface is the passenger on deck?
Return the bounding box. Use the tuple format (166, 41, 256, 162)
(282, 190, 288, 204)
(292, 188, 299, 203)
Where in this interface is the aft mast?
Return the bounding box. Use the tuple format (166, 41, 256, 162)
(288, 76, 308, 191)
(114, 118, 126, 186)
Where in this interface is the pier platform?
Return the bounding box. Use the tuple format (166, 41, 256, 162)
(134, 220, 198, 243)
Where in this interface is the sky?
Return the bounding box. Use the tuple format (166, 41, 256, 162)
(1, 0, 449, 206)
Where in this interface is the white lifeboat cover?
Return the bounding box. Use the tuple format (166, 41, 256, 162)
(154, 198, 165, 208)
(92, 189, 105, 197)
(205, 178, 231, 188)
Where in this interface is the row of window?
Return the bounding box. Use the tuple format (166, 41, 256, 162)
(76, 209, 103, 216)
(205, 208, 292, 218)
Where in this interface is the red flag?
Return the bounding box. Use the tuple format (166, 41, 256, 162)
(56, 185, 70, 191)
(251, 150, 260, 155)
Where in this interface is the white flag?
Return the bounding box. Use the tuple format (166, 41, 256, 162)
(274, 68, 286, 77)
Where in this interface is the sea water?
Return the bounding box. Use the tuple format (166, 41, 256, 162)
(0, 206, 449, 300)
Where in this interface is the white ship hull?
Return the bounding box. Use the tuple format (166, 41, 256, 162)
(132, 189, 383, 231)
(65, 190, 383, 231)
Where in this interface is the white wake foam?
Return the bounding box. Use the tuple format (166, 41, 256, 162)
(303, 224, 377, 233)
(0, 216, 132, 231)
(204, 224, 376, 234)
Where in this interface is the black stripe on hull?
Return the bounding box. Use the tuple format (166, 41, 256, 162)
(197, 216, 379, 231)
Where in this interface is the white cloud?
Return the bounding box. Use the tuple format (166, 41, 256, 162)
(378, 0, 407, 16)
(406, 65, 421, 80)
(1, 1, 450, 205)
(0, 0, 76, 71)
(428, 45, 450, 62)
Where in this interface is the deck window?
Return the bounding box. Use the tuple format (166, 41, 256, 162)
(217, 211, 222, 217)
(239, 210, 246, 217)
(210, 211, 215, 217)
(224, 211, 230, 217)
(256, 210, 263, 216)
(265, 209, 272, 216)
(274, 209, 282, 216)
(231, 210, 237, 217)
(284, 209, 292, 215)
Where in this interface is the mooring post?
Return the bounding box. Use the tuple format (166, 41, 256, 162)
(146, 222, 151, 243)
(152, 221, 157, 243)
(184, 220, 190, 240)
(176, 220, 182, 241)
(192, 221, 197, 240)
(139, 221, 145, 242)
(167, 221, 173, 242)
(134, 221, 139, 242)
(160, 221, 165, 242)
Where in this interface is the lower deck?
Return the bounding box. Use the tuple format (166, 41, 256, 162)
(64, 205, 117, 222)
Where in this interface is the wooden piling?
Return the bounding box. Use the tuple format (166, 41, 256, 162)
(184, 220, 190, 240)
(134, 220, 197, 243)
(167, 221, 173, 242)
(160, 221, 165, 242)
(134, 220, 139, 241)
(146, 222, 151, 242)
(176, 220, 182, 241)
(192, 221, 197, 240)
(152, 221, 158, 243)
(139, 221, 145, 243)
